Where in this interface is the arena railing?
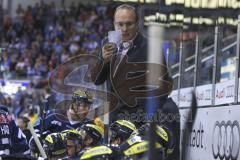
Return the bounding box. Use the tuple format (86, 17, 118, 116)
(168, 16, 240, 108)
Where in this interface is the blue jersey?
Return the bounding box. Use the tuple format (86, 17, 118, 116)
(34, 109, 92, 138)
(0, 105, 30, 155)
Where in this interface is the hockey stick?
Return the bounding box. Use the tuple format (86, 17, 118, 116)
(181, 92, 197, 160)
(27, 122, 47, 159)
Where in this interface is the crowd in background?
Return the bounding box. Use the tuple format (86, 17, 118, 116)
(0, 1, 115, 81)
(0, 1, 117, 117)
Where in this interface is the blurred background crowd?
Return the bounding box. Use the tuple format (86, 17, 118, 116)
(0, 1, 118, 119)
(0, 1, 115, 80)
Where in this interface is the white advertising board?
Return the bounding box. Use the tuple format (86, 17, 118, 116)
(238, 78, 240, 102)
(169, 90, 179, 105)
(196, 84, 212, 106)
(214, 79, 235, 105)
(179, 87, 193, 108)
(0, 80, 30, 95)
(180, 105, 240, 160)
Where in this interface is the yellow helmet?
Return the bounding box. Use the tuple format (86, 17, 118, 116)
(72, 90, 93, 104)
(110, 120, 137, 142)
(65, 129, 83, 146)
(43, 132, 66, 157)
(80, 124, 104, 143)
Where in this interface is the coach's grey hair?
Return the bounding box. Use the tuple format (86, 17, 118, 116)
(114, 4, 139, 22)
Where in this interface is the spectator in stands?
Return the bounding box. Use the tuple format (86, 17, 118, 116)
(1, 2, 113, 82)
(16, 4, 25, 18)
(28, 108, 39, 126)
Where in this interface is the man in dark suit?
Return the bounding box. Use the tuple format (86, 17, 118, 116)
(91, 4, 180, 160)
(92, 4, 148, 119)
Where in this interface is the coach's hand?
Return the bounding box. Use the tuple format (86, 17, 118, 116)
(102, 43, 118, 63)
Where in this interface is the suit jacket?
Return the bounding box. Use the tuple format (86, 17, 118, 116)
(91, 33, 150, 119)
(91, 33, 148, 86)
(91, 33, 171, 113)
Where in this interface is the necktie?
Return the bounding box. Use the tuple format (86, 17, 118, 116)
(113, 43, 130, 77)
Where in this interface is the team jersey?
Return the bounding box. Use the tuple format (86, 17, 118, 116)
(0, 105, 30, 155)
(33, 109, 92, 138)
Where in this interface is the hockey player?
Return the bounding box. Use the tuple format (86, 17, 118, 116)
(34, 90, 93, 136)
(0, 105, 30, 155)
(43, 129, 83, 159)
(78, 123, 104, 149)
(30, 90, 93, 154)
(119, 123, 175, 160)
(43, 131, 66, 158)
(65, 129, 84, 159)
(109, 120, 137, 145)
